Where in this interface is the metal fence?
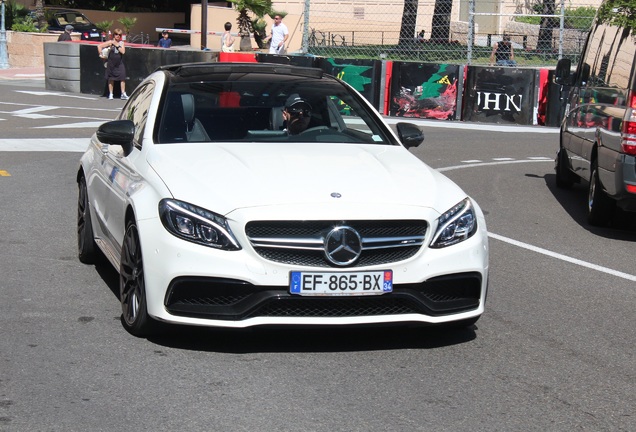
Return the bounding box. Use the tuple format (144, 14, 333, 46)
(301, 0, 600, 67)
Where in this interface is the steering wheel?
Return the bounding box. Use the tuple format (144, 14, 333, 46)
(298, 126, 331, 136)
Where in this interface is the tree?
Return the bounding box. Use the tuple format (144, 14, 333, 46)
(399, 0, 453, 45)
(430, 0, 452, 42)
(34, 0, 46, 30)
(597, 0, 636, 28)
(537, 0, 557, 51)
(398, 0, 418, 45)
(229, 0, 272, 51)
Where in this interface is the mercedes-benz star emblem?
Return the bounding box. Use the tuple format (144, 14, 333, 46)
(324, 226, 362, 266)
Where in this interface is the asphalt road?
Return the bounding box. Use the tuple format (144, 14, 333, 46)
(1, 80, 634, 431)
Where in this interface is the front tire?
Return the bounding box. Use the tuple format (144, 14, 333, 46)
(587, 160, 614, 226)
(120, 219, 156, 337)
(555, 147, 575, 189)
(77, 176, 98, 264)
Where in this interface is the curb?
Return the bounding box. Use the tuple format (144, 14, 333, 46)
(0, 67, 46, 80)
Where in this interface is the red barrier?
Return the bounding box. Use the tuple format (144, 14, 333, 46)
(537, 68, 550, 126)
(383, 61, 393, 115)
(219, 52, 257, 63)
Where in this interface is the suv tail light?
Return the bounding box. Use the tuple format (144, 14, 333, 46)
(621, 91, 636, 155)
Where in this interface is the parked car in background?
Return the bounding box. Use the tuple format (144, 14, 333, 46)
(554, 1, 636, 226)
(44, 9, 103, 41)
(77, 62, 489, 337)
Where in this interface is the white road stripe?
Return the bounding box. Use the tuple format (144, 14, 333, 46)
(12, 106, 57, 114)
(438, 159, 552, 172)
(489, 232, 636, 282)
(16, 90, 99, 101)
(35, 122, 105, 129)
(0, 138, 89, 152)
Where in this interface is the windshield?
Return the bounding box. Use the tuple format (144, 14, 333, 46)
(155, 74, 398, 145)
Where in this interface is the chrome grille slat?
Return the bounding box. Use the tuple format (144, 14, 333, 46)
(246, 220, 428, 268)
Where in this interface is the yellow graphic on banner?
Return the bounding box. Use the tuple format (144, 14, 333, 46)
(438, 75, 452, 85)
(0, 170, 11, 177)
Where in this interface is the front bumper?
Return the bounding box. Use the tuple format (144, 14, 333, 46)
(137, 210, 489, 328)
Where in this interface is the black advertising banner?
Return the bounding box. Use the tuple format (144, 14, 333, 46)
(389, 62, 460, 120)
(462, 66, 536, 125)
(315, 58, 381, 109)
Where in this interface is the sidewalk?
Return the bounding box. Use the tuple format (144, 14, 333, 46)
(0, 66, 45, 80)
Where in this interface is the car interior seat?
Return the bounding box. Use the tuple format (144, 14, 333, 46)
(181, 93, 210, 142)
(159, 93, 210, 142)
(270, 106, 285, 131)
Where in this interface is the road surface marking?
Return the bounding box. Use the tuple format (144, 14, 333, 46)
(489, 233, 636, 282)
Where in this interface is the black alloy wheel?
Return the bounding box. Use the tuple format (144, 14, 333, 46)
(120, 219, 155, 336)
(77, 176, 98, 264)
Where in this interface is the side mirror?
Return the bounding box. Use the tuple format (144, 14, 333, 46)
(96, 120, 135, 156)
(554, 58, 571, 85)
(396, 122, 424, 149)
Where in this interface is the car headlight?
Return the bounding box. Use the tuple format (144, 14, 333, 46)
(159, 199, 241, 250)
(430, 198, 477, 248)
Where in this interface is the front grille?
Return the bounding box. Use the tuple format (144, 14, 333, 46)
(245, 220, 428, 268)
(164, 273, 482, 320)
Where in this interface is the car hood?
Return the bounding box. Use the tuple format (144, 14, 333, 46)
(146, 143, 465, 216)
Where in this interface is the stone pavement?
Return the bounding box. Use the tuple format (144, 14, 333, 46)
(0, 66, 45, 80)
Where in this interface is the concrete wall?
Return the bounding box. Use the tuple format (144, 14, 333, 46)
(44, 42, 81, 93)
(6, 31, 70, 68)
(73, 10, 185, 43)
(43, 42, 218, 96)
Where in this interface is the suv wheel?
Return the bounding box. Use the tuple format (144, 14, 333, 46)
(555, 148, 575, 189)
(588, 160, 614, 226)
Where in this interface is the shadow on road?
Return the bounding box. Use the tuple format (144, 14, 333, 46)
(147, 323, 478, 353)
(541, 172, 636, 238)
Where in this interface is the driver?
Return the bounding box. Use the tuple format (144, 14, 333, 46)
(283, 94, 312, 135)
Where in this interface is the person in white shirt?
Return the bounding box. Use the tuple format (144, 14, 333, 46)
(265, 14, 289, 54)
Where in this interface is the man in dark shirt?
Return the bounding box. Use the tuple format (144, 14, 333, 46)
(58, 25, 73, 42)
(490, 35, 517, 67)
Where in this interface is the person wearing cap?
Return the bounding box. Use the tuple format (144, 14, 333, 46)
(157, 30, 172, 48)
(283, 94, 312, 135)
(58, 25, 73, 42)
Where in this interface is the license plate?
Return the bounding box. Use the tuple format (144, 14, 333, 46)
(290, 270, 393, 296)
(90, 33, 99, 37)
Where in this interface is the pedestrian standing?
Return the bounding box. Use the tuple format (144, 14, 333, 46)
(265, 14, 288, 55)
(221, 22, 235, 52)
(97, 29, 129, 100)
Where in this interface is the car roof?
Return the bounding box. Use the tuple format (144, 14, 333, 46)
(156, 62, 325, 83)
(46, 8, 88, 14)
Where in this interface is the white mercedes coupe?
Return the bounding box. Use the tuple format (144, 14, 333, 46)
(77, 62, 489, 336)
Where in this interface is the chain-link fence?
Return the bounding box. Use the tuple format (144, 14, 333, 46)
(298, 0, 600, 67)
